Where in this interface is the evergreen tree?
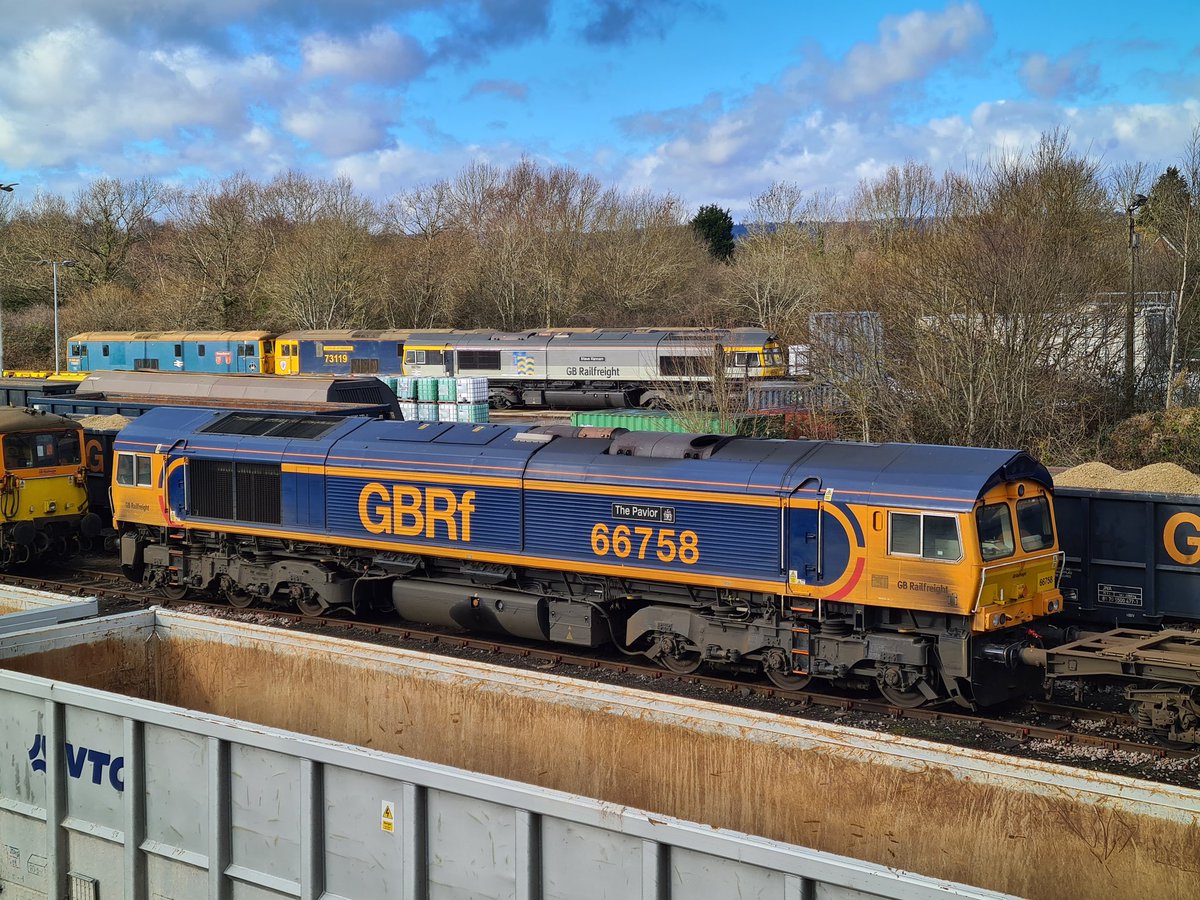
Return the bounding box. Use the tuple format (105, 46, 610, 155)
(1143, 166, 1192, 235)
(690, 204, 735, 261)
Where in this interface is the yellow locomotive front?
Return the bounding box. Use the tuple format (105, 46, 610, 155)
(0, 408, 101, 567)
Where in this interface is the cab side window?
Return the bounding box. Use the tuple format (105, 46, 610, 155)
(889, 511, 962, 562)
(116, 453, 153, 487)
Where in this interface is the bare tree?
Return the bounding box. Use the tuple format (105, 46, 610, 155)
(725, 181, 824, 333)
(865, 131, 1122, 455)
(158, 174, 276, 327)
(1158, 123, 1200, 406)
(71, 177, 163, 287)
(383, 179, 472, 327)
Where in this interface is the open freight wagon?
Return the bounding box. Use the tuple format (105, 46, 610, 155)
(1054, 485, 1200, 625)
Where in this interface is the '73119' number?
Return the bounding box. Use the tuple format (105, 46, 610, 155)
(590, 523, 699, 565)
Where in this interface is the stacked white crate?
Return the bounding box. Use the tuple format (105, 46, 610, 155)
(394, 376, 419, 421)
(456, 376, 489, 423)
(391, 375, 488, 423)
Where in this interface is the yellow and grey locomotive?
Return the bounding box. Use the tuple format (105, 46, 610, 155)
(0, 408, 101, 567)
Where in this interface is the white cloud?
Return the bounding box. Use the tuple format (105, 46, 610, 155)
(0, 25, 284, 170)
(282, 97, 388, 156)
(302, 25, 429, 83)
(829, 1, 991, 103)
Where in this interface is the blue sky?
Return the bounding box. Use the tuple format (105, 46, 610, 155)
(0, 1, 1197, 218)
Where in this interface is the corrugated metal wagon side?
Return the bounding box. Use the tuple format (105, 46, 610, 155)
(0, 610, 1012, 900)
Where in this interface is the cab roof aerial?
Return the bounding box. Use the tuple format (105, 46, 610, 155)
(0, 407, 82, 433)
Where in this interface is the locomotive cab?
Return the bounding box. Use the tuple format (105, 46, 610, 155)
(0, 408, 100, 567)
(275, 338, 300, 374)
(970, 479, 1063, 631)
(724, 341, 786, 378)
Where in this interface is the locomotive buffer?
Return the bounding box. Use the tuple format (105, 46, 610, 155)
(1018, 628, 1200, 745)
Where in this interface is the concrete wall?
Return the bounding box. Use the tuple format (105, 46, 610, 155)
(4, 610, 1198, 898)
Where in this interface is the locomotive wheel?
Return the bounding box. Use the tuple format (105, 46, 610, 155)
(160, 584, 189, 601)
(295, 597, 324, 616)
(766, 667, 813, 691)
(656, 636, 703, 674)
(287, 583, 325, 616)
(763, 649, 812, 690)
(224, 587, 256, 609)
(879, 683, 928, 708)
(659, 650, 703, 674)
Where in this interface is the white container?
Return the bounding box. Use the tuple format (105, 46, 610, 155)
(0, 608, 1018, 900)
(456, 376, 488, 404)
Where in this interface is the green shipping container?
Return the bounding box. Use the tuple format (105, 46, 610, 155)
(570, 410, 784, 437)
(570, 410, 724, 434)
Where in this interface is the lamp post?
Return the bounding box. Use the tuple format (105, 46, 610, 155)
(38, 259, 76, 373)
(0, 182, 15, 370)
(1124, 194, 1149, 415)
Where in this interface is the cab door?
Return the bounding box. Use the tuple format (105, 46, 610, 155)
(787, 493, 822, 589)
(276, 339, 299, 375)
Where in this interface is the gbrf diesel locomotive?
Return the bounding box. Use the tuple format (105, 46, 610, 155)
(112, 408, 1065, 708)
(0, 407, 101, 567)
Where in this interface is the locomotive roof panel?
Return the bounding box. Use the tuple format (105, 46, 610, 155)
(116, 407, 370, 455)
(777, 441, 1052, 511)
(328, 420, 547, 475)
(69, 330, 274, 341)
(0, 407, 85, 433)
(275, 329, 414, 341)
(524, 434, 1050, 511)
(401, 327, 778, 349)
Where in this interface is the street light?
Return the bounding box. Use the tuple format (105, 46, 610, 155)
(0, 183, 15, 370)
(38, 259, 76, 373)
(1124, 193, 1149, 414)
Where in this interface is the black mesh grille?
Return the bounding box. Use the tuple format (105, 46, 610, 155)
(330, 385, 389, 405)
(189, 458, 280, 524)
(189, 459, 235, 519)
(199, 412, 342, 439)
(235, 462, 281, 524)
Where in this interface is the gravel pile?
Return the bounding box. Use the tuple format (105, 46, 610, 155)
(78, 414, 132, 430)
(1055, 461, 1200, 494)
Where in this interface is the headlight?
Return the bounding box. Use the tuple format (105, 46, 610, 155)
(991, 613, 1004, 627)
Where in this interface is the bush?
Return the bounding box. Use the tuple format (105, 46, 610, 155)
(1103, 408, 1200, 471)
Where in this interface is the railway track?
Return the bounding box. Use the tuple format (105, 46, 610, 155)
(3, 564, 1193, 763)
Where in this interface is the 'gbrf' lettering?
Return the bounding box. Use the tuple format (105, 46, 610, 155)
(359, 483, 476, 542)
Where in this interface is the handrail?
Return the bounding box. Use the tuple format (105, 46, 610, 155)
(972, 550, 1065, 613)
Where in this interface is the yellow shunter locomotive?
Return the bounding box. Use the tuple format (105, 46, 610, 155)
(0, 408, 101, 568)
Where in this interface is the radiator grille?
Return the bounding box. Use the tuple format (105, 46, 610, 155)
(189, 459, 280, 524)
(199, 412, 342, 439)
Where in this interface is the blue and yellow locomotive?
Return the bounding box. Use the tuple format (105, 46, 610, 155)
(112, 408, 1063, 707)
(0, 408, 102, 567)
(67, 331, 275, 374)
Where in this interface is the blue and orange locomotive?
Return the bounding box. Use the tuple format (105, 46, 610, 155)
(112, 408, 1064, 708)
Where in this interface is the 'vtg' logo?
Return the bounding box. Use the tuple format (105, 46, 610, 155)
(28, 734, 125, 792)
